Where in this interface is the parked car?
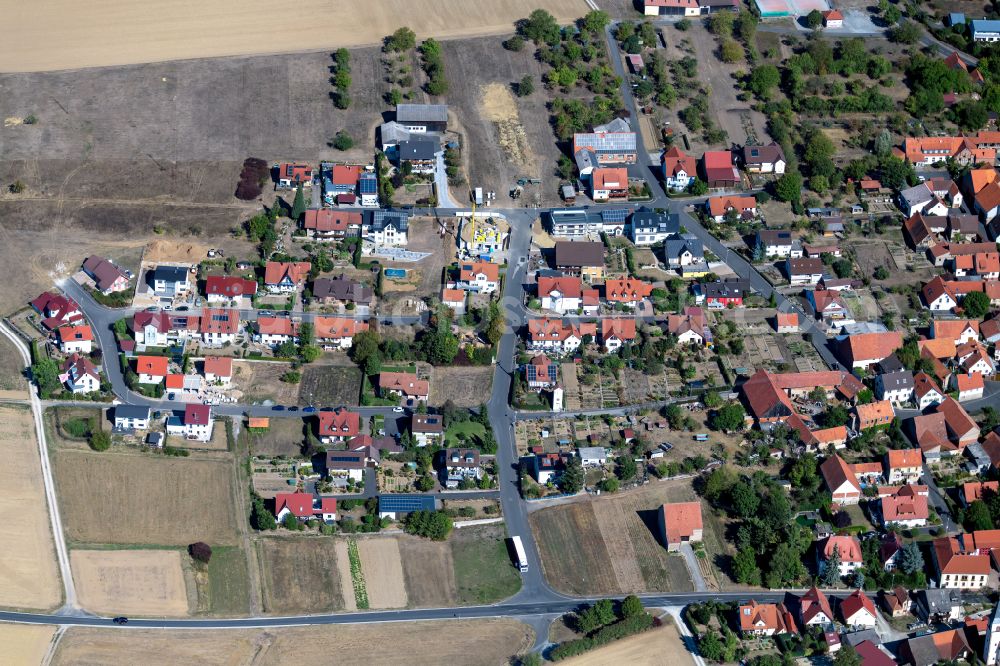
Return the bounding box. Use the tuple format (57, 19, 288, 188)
(272, 405, 286, 411)
(392, 407, 404, 413)
(302, 406, 317, 413)
(287, 406, 299, 412)
(112, 617, 128, 625)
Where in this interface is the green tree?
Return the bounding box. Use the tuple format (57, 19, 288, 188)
(822, 545, 842, 586)
(890, 20, 921, 44)
(621, 595, 644, 618)
(600, 477, 620, 493)
(835, 644, 861, 666)
(748, 64, 780, 99)
(874, 128, 894, 157)
(806, 9, 823, 29)
(963, 291, 990, 319)
(720, 39, 743, 64)
(710, 403, 746, 432)
(517, 75, 535, 97)
(582, 9, 610, 33)
(250, 495, 277, 530)
(900, 541, 924, 574)
(730, 480, 760, 518)
(386, 27, 416, 52)
(699, 633, 724, 662)
(331, 131, 354, 150)
(689, 179, 708, 196)
(774, 172, 803, 204)
(874, 266, 890, 280)
(520, 9, 560, 44)
(967, 500, 994, 531)
(733, 547, 762, 585)
(403, 510, 453, 540)
(617, 455, 637, 481)
(89, 430, 111, 452)
(766, 542, 806, 587)
(560, 455, 584, 493)
(31, 357, 61, 398)
(291, 184, 306, 221)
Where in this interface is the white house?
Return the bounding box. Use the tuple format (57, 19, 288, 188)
(840, 590, 878, 629)
(364, 211, 409, 246)
(135, 356, 168, 384)
(577, 446, 608, 467)
(199, 308, 240, 347)
(60, 354, 100, 394)
(629, 209, 680, 245)
(457, 261, 500, 294)
(113, 405, 151, 432)
(165, 404, 214, 442)
(411, 414, 445, 448)
(876, 370, 914, 406)
(955, 372, 985, 402)
(150, 266, 191, 298)
(819, 535, 864, 577)
(57, 325, 93, 354)
(756, 230, 794, 258)
(538, 276, 583, 314)
(254, 317, 299, 348)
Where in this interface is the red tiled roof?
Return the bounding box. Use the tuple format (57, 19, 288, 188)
(275, 492, 314, 518)
(601, 318, 637, 342)
(57, 325, 92, 343)
(821, 454, 862, 494)
(203, 356, 232, 377)
(604, 279, 653, 303)
(185, 403, 211, 426)
(887, 449, 922, 469)
(317, 408, 360, 437)
(199, 308, 239, 335)
(205, 276, 257, 298)
(264, 261, 311, 287)
(538, 276, 583, 299)
(660, 501, 702, 542)
(841, 589, 876, 623)
(313, 317, 367, 340)
(136, 355, 168, 376)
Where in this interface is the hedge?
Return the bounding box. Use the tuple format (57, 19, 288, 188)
(550, 613, 654, 661)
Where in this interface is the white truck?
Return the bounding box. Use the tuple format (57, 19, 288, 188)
(511, 535, 529, 573)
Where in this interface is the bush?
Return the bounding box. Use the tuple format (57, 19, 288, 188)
(403, 510, 453, 540)
(235, 157, 269, 200)
(331, 131, 354, 151)
(550, 613, 654, 661)
(504, 35, 525, 51)
(280, 371, 301, 384)
(89, 430, 111, 452)
(188, 541, 213, 563)
(386, 27, 416, 52)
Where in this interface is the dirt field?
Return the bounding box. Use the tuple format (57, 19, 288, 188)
(398, 536, 457, 608)
(0, 406, 62, 610)
(258, 537, 345, 614)
(562, 619, 693, 666)
(429, 366, 494, 407)
(53, 620, 534, 666)
(232, 361, 301, 405)
(0, 624, 57, 666)
(242, 417, 307, 457)
(0, 334, 28, 398)
(0, 0, 588, 72)
(333, 540, 358, 612)
(530, 481, 696, 596)
(299, 365, 363, 406)
(54, 451, 240, 546)
(71, 549, 189, 617)
(357, 537, 408, 608)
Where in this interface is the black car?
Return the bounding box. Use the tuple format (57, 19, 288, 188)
(112, 616, 128, 625)
(287, 406, 299, 412)
(272, 405, 286, 411)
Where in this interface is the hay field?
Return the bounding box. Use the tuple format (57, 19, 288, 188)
(0, 624, 58, 665)
(399, 536, 456, 607)
(54, 620, 534, 665)
(54, 452, 240, 546)
(0, 406, 62, 610)
(259, 538, 345, 614)
(357, 538, 408, 608)
(529, 483, 696, 596)
(71, 550, 189, 617)
(0, 0, 589, 73)
(562, 620, 693, 666)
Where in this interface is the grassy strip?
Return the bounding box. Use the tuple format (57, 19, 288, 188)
(347, 538, 369, 610)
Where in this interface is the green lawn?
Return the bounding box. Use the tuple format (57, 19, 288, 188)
(445, 420, 486, 447)
(451, 526, 521, 605)
(205, 546, 251, 615)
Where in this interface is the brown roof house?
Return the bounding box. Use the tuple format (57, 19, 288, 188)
(554, 241, 605, 281)
(410, 413, 444, 447)
(312, 275, 374, 306)
(658, 501, 703, 551)
(738, 600, 797, 637)
(378, 372, 429, 403)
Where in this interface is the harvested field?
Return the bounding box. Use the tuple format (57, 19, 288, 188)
(429, 366, 494, 407)
(562, 619, 693, 666)
(259, 538, 344, 614)
(232, 361, 300, 406)
(54, 451, 240, 546)
(0, 406, 62, 610)
(0, 0, 588, 72)
(333, 540, 358, 612)
(357, 538, 408, 609)
(53, 620, 535, 666)
(71, 549, 189, 617)
(0, 334, 27, 398)
(299, 365, 362, 407)
(0, 624, 57, 666)
(241, 416, 306, 457)
(530, 481, 697, 595)
(398, 536, 457, 608)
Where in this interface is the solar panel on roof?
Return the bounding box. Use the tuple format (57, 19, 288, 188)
(526, 366, 537, 382)
(600, 208, 629, 223)
(379, 495, 436, 511)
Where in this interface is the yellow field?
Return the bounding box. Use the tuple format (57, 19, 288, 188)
(71, 550, 189, 617)
(53, 620, 535, 665)
(0, 624, 58, 666)
(54, 451, 240, 546)
(0, 406, 62, 610)
(0, 0, 589, 73)
(562, 620, 693, 666)
(357, 538, 408, 608)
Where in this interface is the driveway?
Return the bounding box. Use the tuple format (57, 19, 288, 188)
(434, 151, 460, 209)
(679, 543, 707, 592)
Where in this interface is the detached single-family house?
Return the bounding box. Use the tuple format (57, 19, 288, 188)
(30, 292, 83, 330)
(276, 163, 314, 189)
(876, 370, 914, 406)
(880, 484, 929, 528)
(756, 230, 795, 258)
(135, 355, 168, 384)
(554, 241, 605, 281)
(629, 209, 680, 245)
(577, 446, 607, 467)
(838, 332, 904, 370)
(662, 146, 698, 190)
(885, 449, 923, 484)
(312, 276, 374, 307)
(821, 454, 862, 504)
(457, 261, 500, 294)
(601, 318, 637, 353)
(364, 210, 409, 246)
(525, 354, 559, 390)
(785, 257, 825, 286)
(378, 371, 429, 402)
(199, 308, 239, 346)
(738, 601, 797, 637)
(707, 195, 757, 222)
(818, 534, 864, 577)
(113, 405, 151, 432)
(313, 317, 367, 350)
(914, 372, 946, 410)
(275, 492, 337, 524)
(591, 167, 629, 202)
(604, 278, 653, 308)
(840, 589, 877, 629)
(205, 276, 257, 307)
(538, 276, 585, 314)
(775, 312, 799, 333)
(60, 354, 100, 394)
(397, 138, 438, 174)
(264, 261, 311, 294)
(441, 448, 482, 488)
(302, 209, 362, 241)
(527, 318, 597, 354)
(150, 266, 191, 298)
(254, 317, 299, 347)
(82, 255, 129, 294)
(325, 450, 368, 482)
(658, 501, 703, 551)
(822, 9, 843, 27)
(411, 413, 444, 447)
(855, 400, 895, 431)
(165, 404, 214, 442)
(741, 143, 786, 174)
(664, 238, 706, 273)
(316, 408, 360, 444)
(57, 325, 93, 354)
(202, 356, 233, 386)
(955, 372, 985, 402)
(799, 587, 835, 626)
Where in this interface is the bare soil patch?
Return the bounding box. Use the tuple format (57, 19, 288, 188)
(299, 364, 362, 407)
(357, 537, 408, 609)
(481, 83, 534, 171)
(242, 416, 307, 457)
(71, 549, 190, 617)
(54, 451, 240, 546)
(0, 624, 58, 666)
(54, 620, 535, 666)
(0, 405, 62, 610)
(258, 537, 345, 614)
(398, 536, 457, 607)
(231, 361, 300, 405)
(429, 366, 494, 407)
